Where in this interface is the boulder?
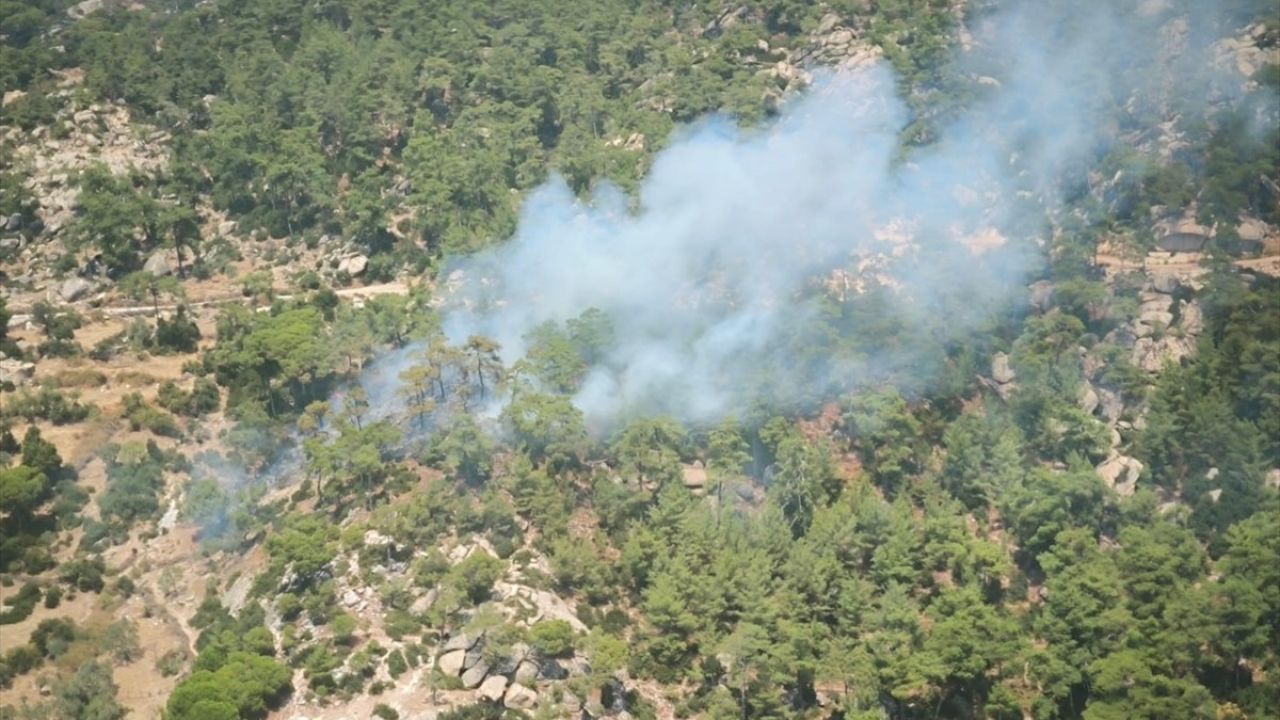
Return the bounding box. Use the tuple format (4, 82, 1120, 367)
(460, 659, 490, 689)
(538, 659, 568, 680)
(443, 632, 479, 653)
(143, 250, 174, 276)
(58, 277, 93, 302)
(1096, 455, 1143, 498)
(504, 683, 538, 710)
(513, 660, 539, 685)
(1077, 383, 1100, 416)
(338, 254, 368, 276)
(1151, 274, 1180, 294)
(4, 213, 21, 232)
(1097, 388, 1125, 423)
(477, 674, 508, 702)
(991, 352, 1015, 384)
(0, 357, 36, 386)
(438, 649, 466, 677)
(681, 461, 707, 489)
(1028, 280, 1054, 312)
(1179, 300, 1204, 335)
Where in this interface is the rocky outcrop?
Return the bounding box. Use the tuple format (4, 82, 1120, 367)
(682, 461, 707, 495)
(438, 649, 466, 677)
(503, 682, 538, 710)
(1097, 454, 1143, 498)
(991, 352, 1015, 384)
(143, 250, 175, 276)
(476, 673, 507, 700)
(338, 254, 368, 277)
(0, 355, 36, 386)
(58, 277, 93, 302)
(460, 659, 491, 689)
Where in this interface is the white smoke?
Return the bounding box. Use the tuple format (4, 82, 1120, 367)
(402, 0, 1269, 429)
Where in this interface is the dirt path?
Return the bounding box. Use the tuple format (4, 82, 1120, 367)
(6, 280, 415, 329)
(1095, 250, 1280, 278)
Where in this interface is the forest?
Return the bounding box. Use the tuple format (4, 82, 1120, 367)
(0, 0, 1278, 719)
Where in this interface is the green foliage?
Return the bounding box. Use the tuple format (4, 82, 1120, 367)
(165, 652, 291, 719)
(528, 619, 576, 658)
(265, 513, 338, 590)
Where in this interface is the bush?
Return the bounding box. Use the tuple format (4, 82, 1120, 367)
(529, 619, 576, 658)
(123, 393, 182, 437)
(43, 585, 62, 609)
(154, 306, 201, 353)
(31, 617, 77, 658)
(373, 703, 400, 720)
(0, 582, 41, 624)
(59, 556, 106, 593)
(330, 613, 358, 645)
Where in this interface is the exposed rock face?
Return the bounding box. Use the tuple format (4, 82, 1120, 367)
(492, 582, 588, 631)
(991, 352, 1016, 384)
(58, 277, 93, 301)
(0, 356, 36, 386)
(338, 254, 368, 276)
(1131, 335, 1196, 373)
(503, 682, 538, 709)
(681, 461, 707, 492)
(438, 649, 466, 677)
(143, 250, 175, 276)
(460, 659, 491, 689)
(1078, 383, 1100, 416)
(477, 674, 509, 702)
(1028, 280, 1054, 312)
(514, 659, 539, 685)
(1097, 455, 1143, 498)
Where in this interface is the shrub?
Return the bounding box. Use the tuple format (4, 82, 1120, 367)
(0, 582, 41, 624)
(529, 619, 576, 658)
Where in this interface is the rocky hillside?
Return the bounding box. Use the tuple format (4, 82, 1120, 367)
(2, 1, 1279, 720)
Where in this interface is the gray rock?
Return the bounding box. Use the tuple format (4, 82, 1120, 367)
(438, 649, 466, 677)
(3, 213, 21, 232)
(1096, 455, 1143, 498)
(538, 659, 567, 680)
(991, 352, 1015, 384)
(0, 357, 36, 386)
(1028, 280, 1054, 312)
(1078, 383, 1099, 416)
(463, 646, 485, 672)
(338, 254, 368, 276)
(461, 660, 490, 689)
(143, 250, 174, 276)
(513, 660, 539, 685)
(1097, 388, 1124, 423)
(58, 277, 93, 302)
(443, 632, 479, 653)
(0, 237, 21, 253)
(503, 682, 537, 710)
(1179, 300, 1203, 335)
(1152, 274, 1180, 294)
(478, 674, 509, 702)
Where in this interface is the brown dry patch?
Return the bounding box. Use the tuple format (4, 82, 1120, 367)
(33, 416, 118, 468)
(0, 590, 101, 658)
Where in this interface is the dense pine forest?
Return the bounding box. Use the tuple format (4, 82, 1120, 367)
(1, 1, 1278, 719)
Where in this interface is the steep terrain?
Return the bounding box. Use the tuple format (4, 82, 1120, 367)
(2, 2, 1279, 720)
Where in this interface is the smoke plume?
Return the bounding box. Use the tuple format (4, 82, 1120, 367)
(402, 0, 1267, 429)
